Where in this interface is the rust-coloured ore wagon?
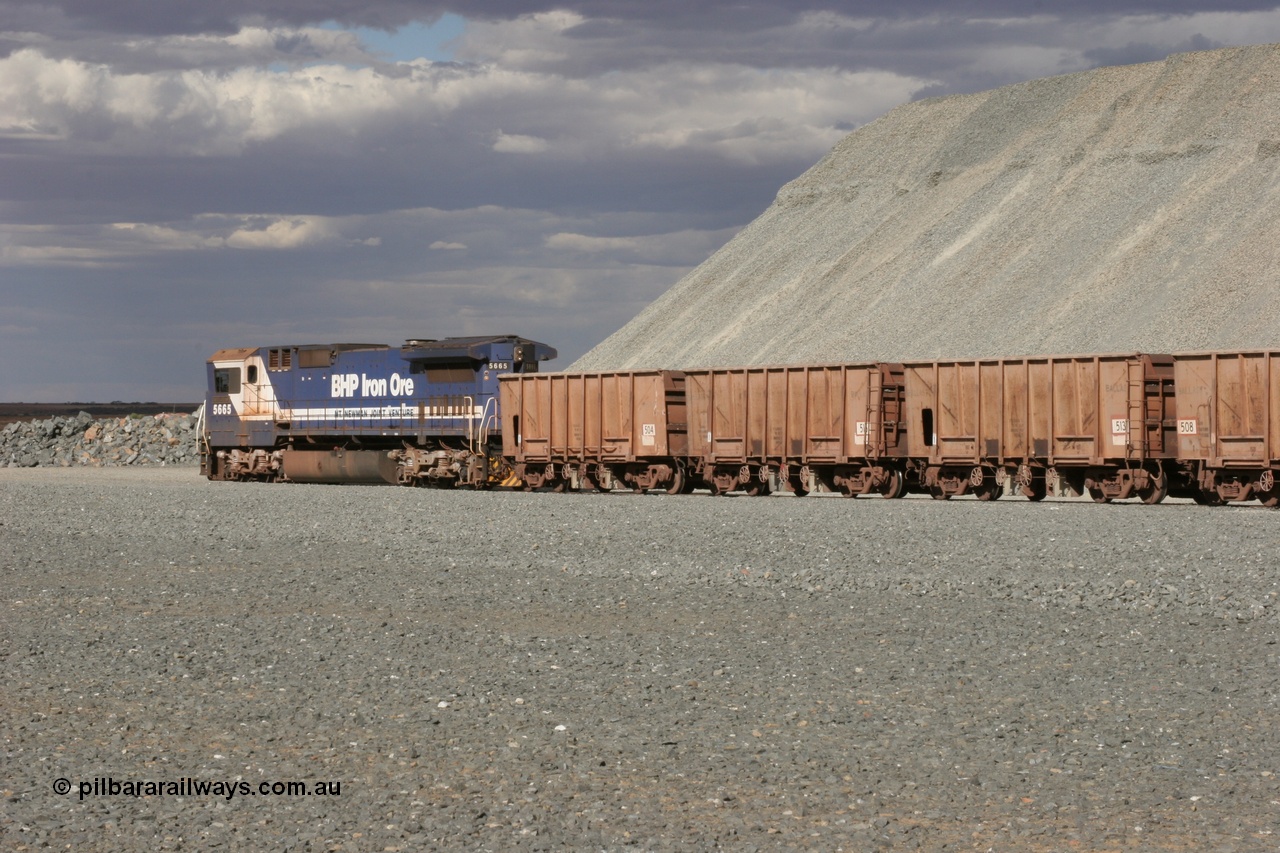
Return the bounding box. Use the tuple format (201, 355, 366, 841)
(498, 370, 690, 492)
(902, 354, 1179, 502)
(1172, 350, 1280, 506)
(683, 363, 907, 497)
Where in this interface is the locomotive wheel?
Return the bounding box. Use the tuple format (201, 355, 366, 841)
(879, 469, 906, 500)
(665, 467, 685, 496)
(1137, 471, 1168, 505)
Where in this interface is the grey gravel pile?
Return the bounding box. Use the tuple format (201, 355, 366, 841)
(3, 467, 1279, 851)
(575, 43, 1280, 371)
(1, 412, 200, 469)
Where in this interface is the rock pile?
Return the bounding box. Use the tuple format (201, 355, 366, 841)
(574, 43, 1280, 371)
(1, 411, 201, 468)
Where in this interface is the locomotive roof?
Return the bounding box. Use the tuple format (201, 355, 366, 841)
(401, 335, 557, 363)
(208, 336, 557, 363)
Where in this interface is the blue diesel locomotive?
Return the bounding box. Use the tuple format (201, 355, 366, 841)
(201, 335, 556, 485)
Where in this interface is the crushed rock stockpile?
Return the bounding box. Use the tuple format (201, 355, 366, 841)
(575, 43, 1280, 371)
(1, 411, 200, 468)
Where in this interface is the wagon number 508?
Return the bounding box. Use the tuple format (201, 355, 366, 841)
(1177, 419, 1198, 435)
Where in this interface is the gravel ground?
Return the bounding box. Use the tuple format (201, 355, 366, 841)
(3, 468, 1279, 851)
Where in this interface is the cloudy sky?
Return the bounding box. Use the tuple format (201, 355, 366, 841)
(4, 1, 1280, 401)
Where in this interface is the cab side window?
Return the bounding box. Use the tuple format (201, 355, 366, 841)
(215, 367, 241, 394)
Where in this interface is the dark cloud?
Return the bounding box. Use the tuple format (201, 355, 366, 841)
(1082, 32, 1220, 68)
(10, 0, 1280, 38)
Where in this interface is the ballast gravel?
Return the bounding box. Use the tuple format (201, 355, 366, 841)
(2, 467, 1279, 851)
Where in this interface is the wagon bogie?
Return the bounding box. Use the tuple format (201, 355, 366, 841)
(826, 463, 905, 498)
(1191, 465, 1280, 505)
(624, 461, 684, 494)
(698, 463, 773, 496)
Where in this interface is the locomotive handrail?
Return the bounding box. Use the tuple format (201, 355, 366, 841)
(477, 396, 497, 448)
(464, 395, 475, 450)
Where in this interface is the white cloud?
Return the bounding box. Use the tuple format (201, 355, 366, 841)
(429, 240, 467, 250)
(0, 214, 382, 266)
(0, 24, 933, 164)
(545, 227, 740, 263)
(493, 131, 550, 153)
(546, 233, 643, 252)
(224, 217, 337, 249)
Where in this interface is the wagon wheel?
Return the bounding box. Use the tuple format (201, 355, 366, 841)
(1087, 487, 1111, 504)
(745, 480, 772, 497)
(1136, 471, 1168, 505)
(879, 469, 905, 500)
(665, 466, 685, 496)
(680, 474, 698, 494)
(788, 476, 810, 498)
(1024, 474, 1048, 502)
(551, 478, 568, 493)
(929, 486, 951, 501)
(1258, 470, 1279, 507)
(1192, 489, 1224, 506)
(581, 471, 602, 492)
(974, 482, 1003, 501)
